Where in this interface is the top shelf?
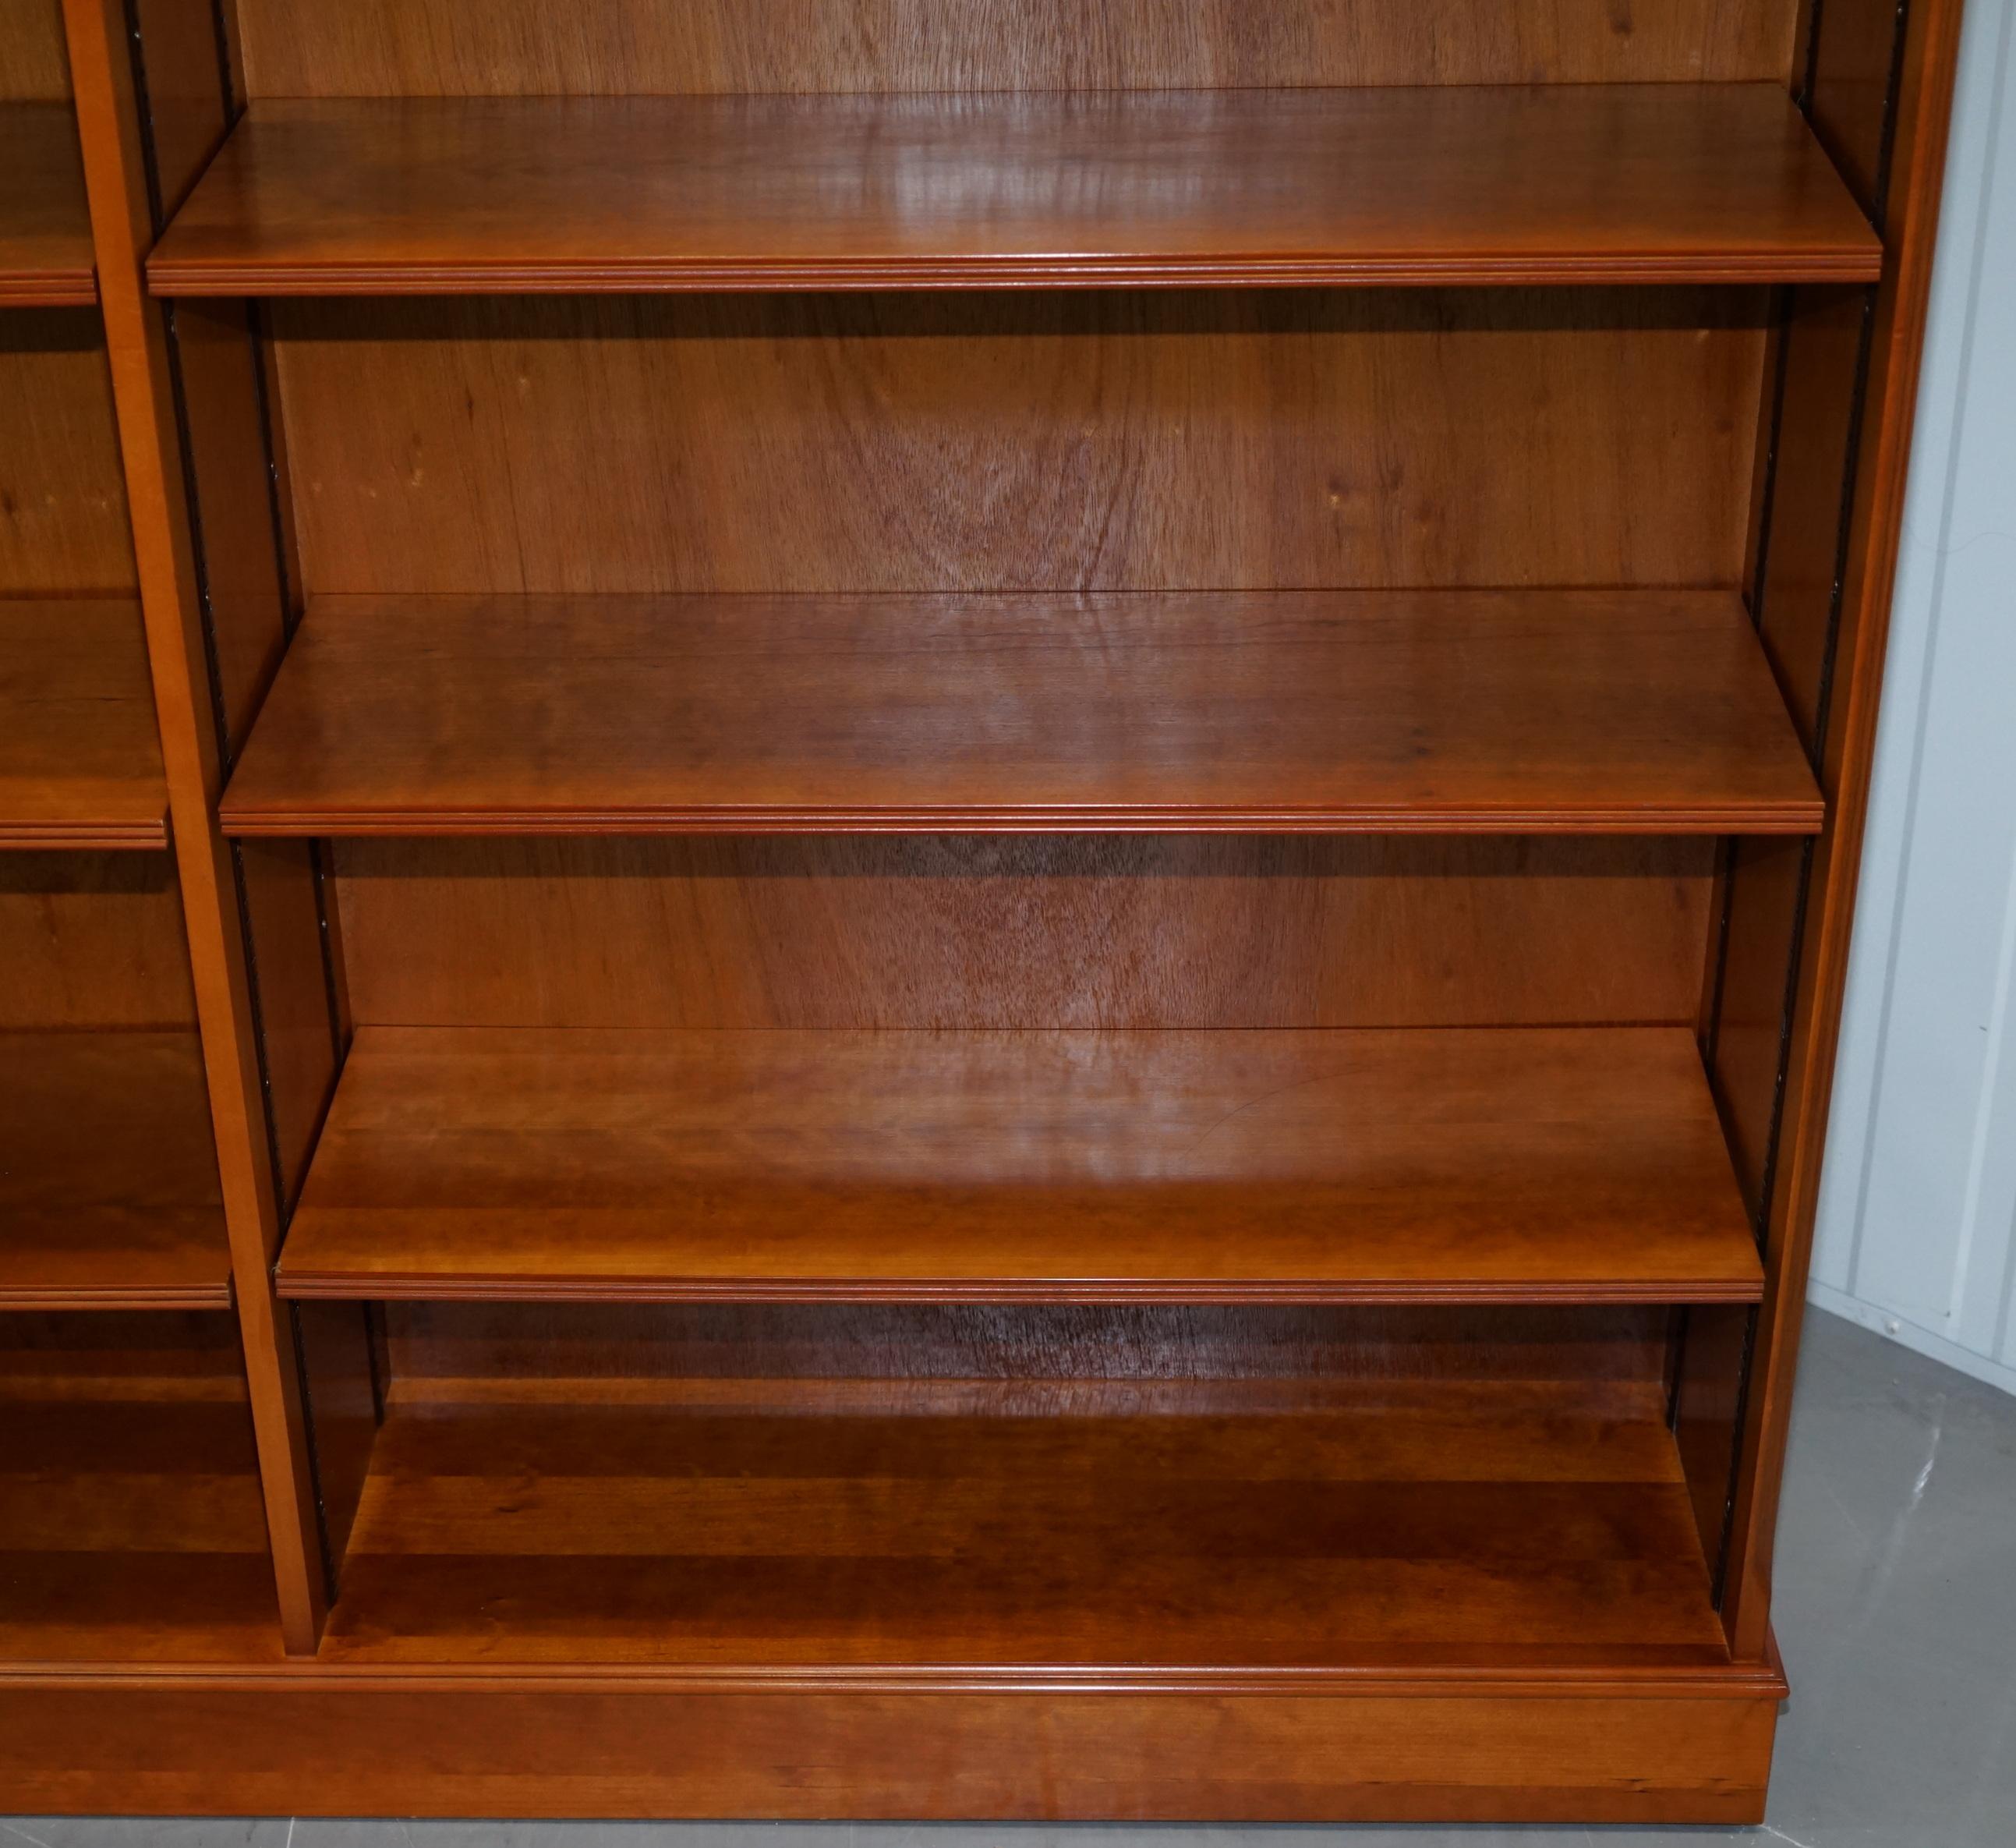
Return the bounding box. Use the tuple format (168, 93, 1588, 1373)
(1, 104, 97, 308)
(144, 85, 1880, 297)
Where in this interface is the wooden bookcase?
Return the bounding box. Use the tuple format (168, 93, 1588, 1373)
(0, 0, 1965, 1822)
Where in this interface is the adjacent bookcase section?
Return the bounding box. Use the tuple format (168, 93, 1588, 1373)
(0, 598, 167, 848)
(0, 1029, 230, 1310)
(0, 101, 94, 305)
(9, 0, 1961, 1824)
(0, 1308, 281, 1661)
(0, 0, 254, 1678)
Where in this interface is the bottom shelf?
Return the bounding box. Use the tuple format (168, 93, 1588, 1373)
(320, 1371, 1731, 1673)
(0, 1312, 284, 1664)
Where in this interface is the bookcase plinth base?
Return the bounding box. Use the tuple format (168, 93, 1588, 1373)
(0, 1671, 1782, 1823)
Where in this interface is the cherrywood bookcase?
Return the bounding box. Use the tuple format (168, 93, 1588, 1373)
(1, 0, 1965, 1822)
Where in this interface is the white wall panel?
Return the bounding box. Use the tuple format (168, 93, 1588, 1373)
(1813, 0, 2016, 1396)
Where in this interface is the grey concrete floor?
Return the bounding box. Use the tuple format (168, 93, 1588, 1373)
(6, 1307, 2013, 1848)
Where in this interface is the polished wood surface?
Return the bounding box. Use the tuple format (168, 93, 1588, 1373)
(16, 0, 1961, 1819)
(0, 1680, 1779, 1822)
(275, 1025, 1762, 1305)
(0, 598, 166, 848)
(0, 1311, 281, 1662)
(0, 850, 196, 1029)
(320, 1375, 1728, 1670)
(331, 835, 1717, 1033)
(220, 592, 1821, 837)
(233, 0, 1802, 96)
(379, 1302, 1675, 1393)
(146, 88, 1879, 296)
(0, 310, 134, 594)
(0, 104, 94, 305)
(0, 1031, 230, 1309)
(270, 291, 1770, 600)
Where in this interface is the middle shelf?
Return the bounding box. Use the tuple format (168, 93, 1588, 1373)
(273, 1025, 1765, 1306)
(218, 589, 1823, 837)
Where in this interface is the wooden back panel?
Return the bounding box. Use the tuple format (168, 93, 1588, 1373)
(232, 0, 1800, 97)
(383, 1303, 1674, 1391)
(0, 0, 68, 100)
(0, 851, 196, 1028)
(334, 835, 1714, 1032)
(271, 289, 1768, 597)
(0, 1308, 249, 1395)
(278, 287, 1751, 1037)
(0, 310, 133, 593)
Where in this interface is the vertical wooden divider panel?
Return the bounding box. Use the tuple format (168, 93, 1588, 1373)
(1710, 0, 1968, 1659)
(60, 0, 327, 1651)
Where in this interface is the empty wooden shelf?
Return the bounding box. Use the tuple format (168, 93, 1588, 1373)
(0, 1351, 281, 1662)
(315, 1373, 1747, 1673)
(217, 591, 1823, 837)
(0, 600, 168, 850)
(0, 1032, 232, 1311)
(273, 1025, 1764, 1305)
(0, 104, 95, 307)
(142, 86, 1880, 297)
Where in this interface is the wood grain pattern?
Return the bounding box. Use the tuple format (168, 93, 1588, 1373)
(146, 89, 1878, 296)
(274, 1025, 1762, 1305)
(0, 1031, 230, 1309)
(0, 0, 73, 101)
(0, 1305, 246, 1391)
(0, 310, 133, 593)
(377, 1302, 1675, 1393)
(0, 597, 165, 847)
(218, 592, 1822, 837)
(16, 0, 1959, 1819)
(270, 291, 1769, 598)
(314, 1374, 1730, 1671)
(0, 1322, 282, 1660)
(0, 102, 93, 303)
(232, 0, 1802, 97)
(0, 1680, 1780, 1823)
(0, 850, 196, 1028)
(332, 834, 1717, 1035)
